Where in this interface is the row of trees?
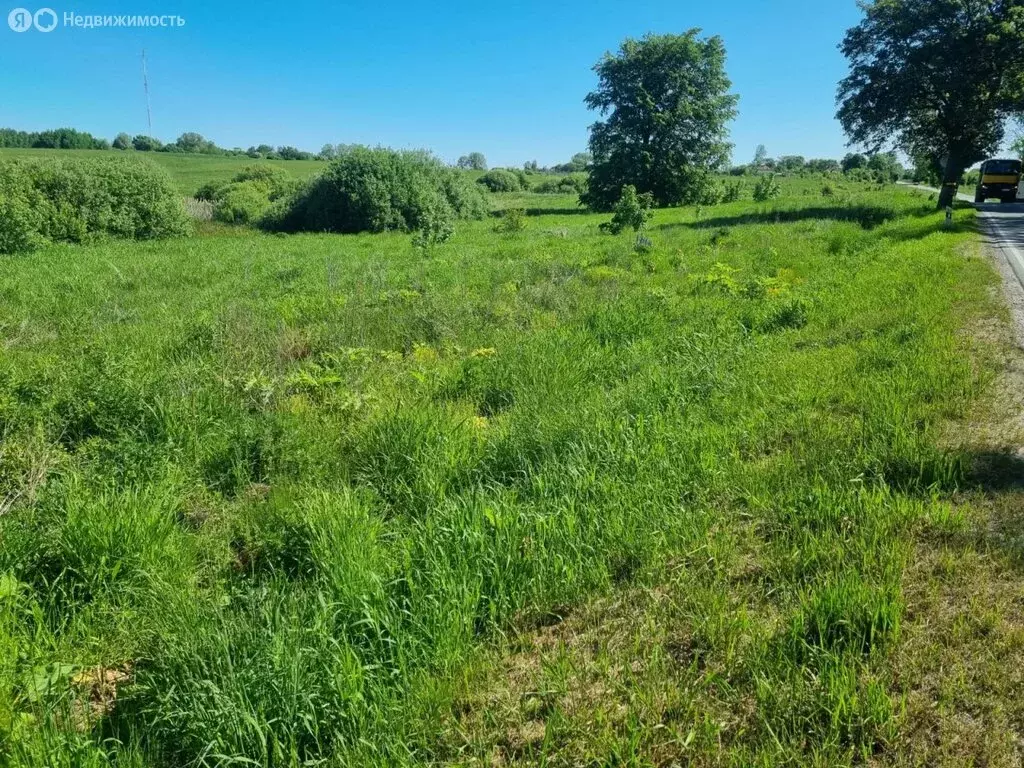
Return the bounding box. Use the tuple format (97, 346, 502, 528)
(0, 127, 322, 161)
(576, 1, 1024, 213)
(741, 147, 843, 175)
(112, 132, 318, 160)
(454, 152, 593, 174)
(0, 127, 110, 150)
(733, 148, 901, 177)
(0, 128, 597, 173)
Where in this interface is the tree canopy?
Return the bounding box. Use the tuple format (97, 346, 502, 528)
(837, 0, 1024, 206)
(456, 152, 487, 171)
(1012, 131, 1024, 159)
(581, 30, 738, 211)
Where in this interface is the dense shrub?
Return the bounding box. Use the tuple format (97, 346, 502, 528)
(534, 174, 587, 195)
(722, 180, 744, 202)
(560, 174, 587, 194)
(493, 207, 527, 234)
(600, 185, 654, 234)
(230, 165, 291, 189)
(411, 202, 456, 251)
(476, 169, 523, 193)
(205, 166, 303, 226)
(0, 193, 43, 253)
(132, 135, 163, 152)
(213, 181, 274, 225)
(753, 173, 782, 202)
(0, 156, 190, 254)
(194, 181, 225, 202)
(697, 182, 724, 205)
(265, 147, 486, 235)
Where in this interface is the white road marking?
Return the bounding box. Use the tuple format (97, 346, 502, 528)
(980, 209, 1024, 292)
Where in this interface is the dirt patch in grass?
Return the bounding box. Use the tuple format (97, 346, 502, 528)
(70, 664, 133, 731)
(437, 540, 781, 767)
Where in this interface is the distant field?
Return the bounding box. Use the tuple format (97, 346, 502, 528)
(1, 176, 1011, 766)
(0, 147, 324, 196)
(0, 149, 574, 201)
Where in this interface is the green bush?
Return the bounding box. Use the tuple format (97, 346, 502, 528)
(753, 173, 782, 202)
(230, 164, 290, 190)
(493, 207, 527, 234)
(411, 201, 456, 251)
(533, 174, 587, 195)
(0, 156, 190, 254)
(560, 174, 587, 194)
(534, 178, 560, 194)
(697, 182, 724, 205)
(205, 166, 304, 226)
(194, 181, 225, 202)
(265, 147, 486, 235)
(0, 193, 43, 254)
(722, 180, 744, 202)
(213, 181, 275, 225)
(226, 165, 302, 202)
(477, 169, 523, 193)
(600, 185, 654, 235)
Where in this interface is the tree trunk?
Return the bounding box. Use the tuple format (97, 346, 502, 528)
(937, 155, 963, 209)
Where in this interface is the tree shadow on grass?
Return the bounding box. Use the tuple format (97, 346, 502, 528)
(880, 216, 978, 244)
(657, 202, 938, 234)
(963, 449, 1024, 492)
(911, 449, 1024, 570)
(487, 206, 592, 218)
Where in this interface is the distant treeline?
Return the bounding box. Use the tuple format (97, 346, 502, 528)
(0, 127, 321, 161)
(727, 148, 909, 184)
(0, 127, 111, 150)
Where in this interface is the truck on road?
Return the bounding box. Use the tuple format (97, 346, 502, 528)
(975, 158, 1022, 203)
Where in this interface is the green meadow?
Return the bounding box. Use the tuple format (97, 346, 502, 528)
(0, 174, 1016, 766)
(0, 148, 324, 197)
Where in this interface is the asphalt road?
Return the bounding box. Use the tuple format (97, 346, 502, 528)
(977, 201, 1024, 291)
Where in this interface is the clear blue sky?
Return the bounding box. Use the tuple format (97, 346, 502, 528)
(1, 0, 868, 166)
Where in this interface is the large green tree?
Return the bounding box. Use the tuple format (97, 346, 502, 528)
(837, 0, 1024, 208)
(581, 30, 738, 211)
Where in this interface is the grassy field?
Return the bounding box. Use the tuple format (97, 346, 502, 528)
(0, 148, 325, 197)
(0, 177, 1014, 766)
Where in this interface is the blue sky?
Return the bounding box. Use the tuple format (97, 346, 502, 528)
(1, 0, 868, 166)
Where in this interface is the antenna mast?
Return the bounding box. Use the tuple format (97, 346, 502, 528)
(141, 49, 153, 135)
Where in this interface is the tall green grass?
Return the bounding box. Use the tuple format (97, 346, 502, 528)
(0, 179, 993, 765)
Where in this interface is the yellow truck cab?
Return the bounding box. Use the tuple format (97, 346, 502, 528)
(975, 158, 1022, 203)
